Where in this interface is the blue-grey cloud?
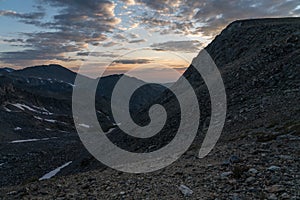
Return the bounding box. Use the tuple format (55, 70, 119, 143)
(0, 0, 120, 66)
(0, 10, 44, 19)
(77, 51, 119, 57)
(103, 41, 120, 47)
(151, 40, 202, 53)
(137, 0, 300, 36)
(113, 59, 152, 64)
(128, 39, 146, 43)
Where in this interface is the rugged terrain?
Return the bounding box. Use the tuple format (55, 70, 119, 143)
(0, 17, 299, 199)
(0, 65, 165, 187)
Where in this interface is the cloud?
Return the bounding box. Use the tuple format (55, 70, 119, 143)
(77, 51, 119, 58)
(128, 33, 139, 39)
(135, 0, 300, 36)
(0, 10, 44, 19)
(128, 39, 147, 43)
(173, 67, 187, 71)
(1, 0, 300, 68)
(113, 33, 128, 41)
(116, 47, 131, 51)
(2, 38, 25, 43)
(0, 10, 46, 27)
(0, 49, 77, 68)
(112, 58, 152, 64)
(130, 23, 139, 29)
(135, 0, 181, 12)
(102, 41, 119, 47)
(151, 40, 202, 53)
(0, 0, 121, 66)
(119, 0, 136, 5)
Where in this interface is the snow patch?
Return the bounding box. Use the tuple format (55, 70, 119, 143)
(11, 103, 30, 111)
(58, 130, 69, 133)
(11, 103, 53, 115)
(14, 127, 22, 131)
(39, 161, 72, 180)
(3, 106, 12, 112)
(97, 110, 104, 114)
(34, 116, 57, 123)
(106, 127, 116, 134)
(44, 119, 57, 123)
(78, 123, 90, 128)
(31, 105, 53, 115)
(4, 68, 13, 72)
(9, 137, 57, 143)
(67, 83, 75, 87)
(34, 116, 43, 120)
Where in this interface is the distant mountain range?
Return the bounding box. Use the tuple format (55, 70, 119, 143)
(0, 64, 166, 109)
(5, 64, 77, 83)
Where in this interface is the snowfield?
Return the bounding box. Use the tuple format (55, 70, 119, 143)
(39, 161, 72, 180)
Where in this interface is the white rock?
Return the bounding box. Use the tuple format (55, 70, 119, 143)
(281, 193, 290, 199)
(220, 171, 233, 178)
(267, 166, 281, 171)
(248, 168, 258, 174)
(179, 184, 193, 197)
(268, 193, 277, 200)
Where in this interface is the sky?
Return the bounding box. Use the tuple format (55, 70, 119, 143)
(0, 0, 299, 82)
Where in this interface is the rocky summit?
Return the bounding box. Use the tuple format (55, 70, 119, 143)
(0, 17, 299, 199)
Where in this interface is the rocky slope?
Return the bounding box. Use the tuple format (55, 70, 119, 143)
(0, 17, 299, 199)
